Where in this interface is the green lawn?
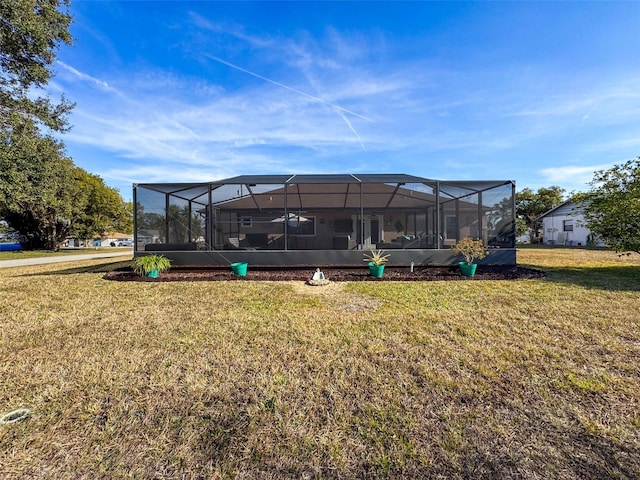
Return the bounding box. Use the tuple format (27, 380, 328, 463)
(0, 248, 638, 479)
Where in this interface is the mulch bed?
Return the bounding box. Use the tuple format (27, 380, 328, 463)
(104, 265, 545, 282)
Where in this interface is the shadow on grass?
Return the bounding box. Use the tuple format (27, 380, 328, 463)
(19, 260, 132, 277)
(526, 265, 640, 292)
(459, 413, 639, 479)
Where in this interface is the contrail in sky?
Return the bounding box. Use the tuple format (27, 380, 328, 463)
(206, 54, 374, 123)
(336, 109, 366, 150)
(57, 60, 117, 93)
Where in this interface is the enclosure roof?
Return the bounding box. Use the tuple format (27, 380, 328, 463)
(134, 174, 514, 204)
(135, 174, 512, 190)
(221, 173, 435, 184)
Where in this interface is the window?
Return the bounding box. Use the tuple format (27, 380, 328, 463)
(563, 220, 573, 232)
(241, 216, 252, 228)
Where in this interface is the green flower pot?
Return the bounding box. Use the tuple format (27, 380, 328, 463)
(230, 262, 248, 276)
(458, 262, 477, 277)
(146, 269, 159, 278)
(368, 262, 385, 278)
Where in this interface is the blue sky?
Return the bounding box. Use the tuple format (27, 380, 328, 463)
(50, 1, 640, 201)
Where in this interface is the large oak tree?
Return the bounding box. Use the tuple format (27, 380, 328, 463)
(0, 114, 75, 249)
(1, 1, 131, 249)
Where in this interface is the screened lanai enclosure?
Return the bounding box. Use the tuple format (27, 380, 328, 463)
(133, 174, 516, 266)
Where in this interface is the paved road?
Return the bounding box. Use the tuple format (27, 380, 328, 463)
(0, 251, 132, 269)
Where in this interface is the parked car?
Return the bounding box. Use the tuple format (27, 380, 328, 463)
(116, 240, 133, 247)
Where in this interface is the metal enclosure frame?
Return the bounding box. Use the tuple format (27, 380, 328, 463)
(133, 174, 516, 266)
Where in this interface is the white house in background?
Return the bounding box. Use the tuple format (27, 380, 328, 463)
(92, 232, 133, 247)
(537, 200, 605, 247)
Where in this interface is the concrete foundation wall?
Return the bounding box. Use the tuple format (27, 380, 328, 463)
(134, 248, 516, 267)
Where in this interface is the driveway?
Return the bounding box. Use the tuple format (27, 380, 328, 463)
(0, 251, 132, 269)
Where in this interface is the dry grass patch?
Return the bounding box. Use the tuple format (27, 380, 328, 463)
(0, 250, 639, 479)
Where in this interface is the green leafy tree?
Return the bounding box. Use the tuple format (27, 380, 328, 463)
(578, 157, 640, 255)
(0, 115, 76, 249)
(1, 0, 74, 132)
(71, 169, 133, 241)
(1, 2, 127, 249)
(1, 0, 76, 249)
(516, 186, 565, 242)
(0, 119, 132, 249)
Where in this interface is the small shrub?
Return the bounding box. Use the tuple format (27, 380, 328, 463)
(451, 237, 488, 264)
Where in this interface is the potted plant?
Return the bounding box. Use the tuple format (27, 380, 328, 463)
(363, 249, 390, 278)
(131, 254, 172, 278)
(450, 237, 488, 277)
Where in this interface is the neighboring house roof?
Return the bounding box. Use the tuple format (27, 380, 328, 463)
(137, 229, 159, 237)
(536, 200, 585, 221)
(101, 232, 133, 239)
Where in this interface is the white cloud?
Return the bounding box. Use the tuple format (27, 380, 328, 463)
(505, 78, 640, 126)
(581, 137, 640, 153)
(204, 54, 374, 123)
(61, 50, 384, 172)
(540, 164, 611, 187)
(56, 6, 640, 199)
(187, 11, 274, 49)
